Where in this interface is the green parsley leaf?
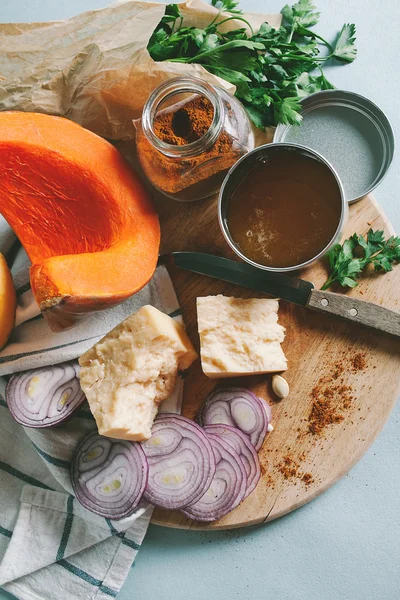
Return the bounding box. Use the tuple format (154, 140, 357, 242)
(269, 64, 289, 80)
(342, 237, 358, 259)
(211, 0, 242, 15)
(373, 254, 394, 272)
(190, 39, 264, 62)
(291, 0, 320, 28)
(274, 96, 303, 125)
(198, 33, 219, 53)
(188, 29, 206, 48)
(340, 276, 360, 288)
(327, 244, 342, 270)
(281, 5, 294, 24)
(296, 72, 334, 97)
(282, 0, 320, 29)
(245, 104, 271, 128)
(332, 23, 357, 63)
(206, 65, 252, 100)
(257, 22, 275, 38)
(148, 2, 357, 128)
(322, 230, 400, 290)
(354, 232, 369, 257)
(367, 228, 385, 246)
(162, 3, 181, 21)
(193, 49, 260, 74)
(342, 257, 364, 276)
(385, 236, 400, 260)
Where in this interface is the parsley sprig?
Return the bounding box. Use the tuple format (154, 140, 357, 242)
(147, 0, 357, 128)
(322, 229, 400, 290)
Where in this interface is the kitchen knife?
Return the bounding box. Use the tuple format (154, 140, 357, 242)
(158, 252, 400, 338)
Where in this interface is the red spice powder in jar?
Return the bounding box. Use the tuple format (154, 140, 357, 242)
(136, 79, 254, 201)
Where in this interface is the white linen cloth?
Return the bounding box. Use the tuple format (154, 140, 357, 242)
(0, 216, 183, 599)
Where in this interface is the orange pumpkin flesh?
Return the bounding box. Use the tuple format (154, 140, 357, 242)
(0, 112, 160, 331)
(0, 254, 16, 349)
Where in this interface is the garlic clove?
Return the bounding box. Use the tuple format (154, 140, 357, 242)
(272, 374, 289, 400)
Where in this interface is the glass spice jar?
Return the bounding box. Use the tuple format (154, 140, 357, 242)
(134, 76, 255, 202)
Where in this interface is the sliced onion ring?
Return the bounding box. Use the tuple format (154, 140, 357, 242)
(203, 424, 261, 498)
(198, 388, 270, 451)
(6, 361, 86, 428)
(181, 432, 247, 522)
(141, 414, 216, 510)
(263, 400, 272, 424)
(71, 431, 148, 519)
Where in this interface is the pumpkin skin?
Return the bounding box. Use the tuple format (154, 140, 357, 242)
(0, 112, 160, 331)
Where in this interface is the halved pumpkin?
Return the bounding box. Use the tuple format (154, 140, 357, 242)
(0, 112, 160, 331)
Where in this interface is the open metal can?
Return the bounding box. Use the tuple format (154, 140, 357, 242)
(218, 143, 347, 273)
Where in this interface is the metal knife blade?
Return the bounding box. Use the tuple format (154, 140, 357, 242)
(158, 252, 400, 337)
(158, 252, 314, 306)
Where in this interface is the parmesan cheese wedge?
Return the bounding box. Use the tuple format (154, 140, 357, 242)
(197, 295, 287, 378)
(79, 305, 197, 441)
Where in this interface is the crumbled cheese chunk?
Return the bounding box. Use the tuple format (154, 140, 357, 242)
(79, 305, 197, 441)
(197, 295, 287, 378)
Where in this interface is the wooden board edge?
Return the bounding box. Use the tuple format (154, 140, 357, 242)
(368, 195, 397, 236)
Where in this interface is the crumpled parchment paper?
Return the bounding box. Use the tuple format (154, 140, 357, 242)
(0, 0, 281, 141)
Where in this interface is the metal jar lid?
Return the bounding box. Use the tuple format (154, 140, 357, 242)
(273, 90, 395, 203)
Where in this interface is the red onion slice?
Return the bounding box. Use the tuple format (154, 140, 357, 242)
(198, 388, 269, 450)
(6, 361, 86, 428)
(203, 424, 261, 498)
(71, 431, 148, 519)
(141, 414, 216, 510)
(263, 400, 272, 424)
(181, 432, 247, 522)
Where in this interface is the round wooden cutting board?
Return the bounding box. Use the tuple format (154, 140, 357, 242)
(149, 191, 399, 530)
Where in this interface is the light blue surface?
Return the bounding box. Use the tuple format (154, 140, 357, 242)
(0, 1, 399, 599)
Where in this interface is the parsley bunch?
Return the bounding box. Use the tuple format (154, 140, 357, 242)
(147, 0, 357, 128)
(322, 230, 400, 290)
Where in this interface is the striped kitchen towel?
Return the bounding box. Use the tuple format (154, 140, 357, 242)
(0, 217, 183, 600)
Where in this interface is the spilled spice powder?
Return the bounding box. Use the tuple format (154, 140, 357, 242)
(302, 473, 314, 485)
(277, 454, 314, 486)
(273, 351, 368, 488)
(259, 459, 275, 489)
(305, 351, 367, 438)
(308, 383, 354, 436)
(332, 363, 344, 380)
(350, 352, 367, 372)
(278, 455, 299, 479)
(265, 473, 275, 489)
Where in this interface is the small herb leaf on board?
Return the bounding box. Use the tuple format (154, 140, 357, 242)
(322, 230, 400, 290)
